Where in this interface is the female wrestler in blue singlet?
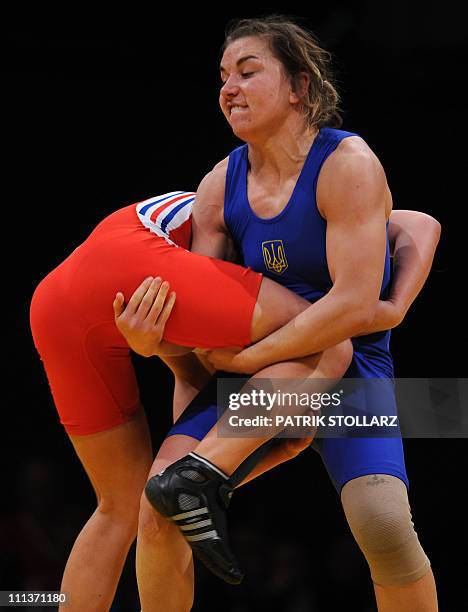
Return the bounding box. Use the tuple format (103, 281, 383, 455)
(115, 16, 441, 612)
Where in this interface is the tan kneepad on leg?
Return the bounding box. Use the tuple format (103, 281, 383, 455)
(341, 474, 431, 586)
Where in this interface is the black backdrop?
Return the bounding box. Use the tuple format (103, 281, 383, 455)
(4, 3, 467, 611)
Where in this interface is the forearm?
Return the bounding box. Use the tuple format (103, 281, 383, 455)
(239, 290, 371, 373)
(388, 216, 441, 318)
(171, 377, 202, 422)
(353, 213, 441, 337)
(160, 353, 213, 391)
(161, 354, 215, 423)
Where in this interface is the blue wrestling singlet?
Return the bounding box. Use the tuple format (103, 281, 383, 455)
(168, 128, 409, 493)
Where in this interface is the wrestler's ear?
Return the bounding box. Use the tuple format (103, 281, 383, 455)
(289, 72, 310, 104)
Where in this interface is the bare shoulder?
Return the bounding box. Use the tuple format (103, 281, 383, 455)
(317, 136, 390, 219)
(213, 157, 229, 172)
(193, 157, 229, 232)
(320, 136, 386, 192)
(197, 157, 229, 199)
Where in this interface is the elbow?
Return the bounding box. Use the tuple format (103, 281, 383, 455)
(357, 307, 376, 332)
(339, 305, 375, 337)
(432, 217, 442, 243)
(425, 214, 442, 242)
(332, 290, 378, 335)
(347, 302, 377, 335)
(422, 213, 442, 243)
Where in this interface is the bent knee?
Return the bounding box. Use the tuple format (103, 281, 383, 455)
(138, 493, 173, 542)
(351, 505, 417, 555)
(341, 475, 430, 586)
(97, 493, 141, 530)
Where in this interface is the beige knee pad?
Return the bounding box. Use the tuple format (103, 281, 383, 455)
(341, 474, 431, 586)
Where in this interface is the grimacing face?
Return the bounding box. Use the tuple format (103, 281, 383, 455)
(219, 36, 302, 140)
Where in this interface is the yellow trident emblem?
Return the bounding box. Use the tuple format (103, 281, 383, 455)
(262, 240, 288, 275)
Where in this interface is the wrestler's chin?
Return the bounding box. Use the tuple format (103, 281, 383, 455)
(229, 120, 259, 142)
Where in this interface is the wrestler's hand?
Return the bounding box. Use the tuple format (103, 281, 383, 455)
(204, 347, 248, 373)
(355, 298, 403, 336)
(113, 276, 176, 357)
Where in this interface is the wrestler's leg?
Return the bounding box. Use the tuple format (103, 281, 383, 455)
(194, 341, 353, 475)
(188, 275, 350, 473)
(137, 435, 199, 612)
(119, 272, 348, 480)
(320, 404, 436, 612)
(250, 275, 311, 342)
(137, 346, 349, 604)
(142, 273, 355, 583)
(136, 434, 311, 610)
(134, 354, 218, 610)
(341, 475, 437, 612)
(30, 273, 153, 611)
(374, 572, 438, 612)
(130, 273, 348, 591)
(129, 274, 347, 476)
(62, 409, 152, 611)
(137, 341, 350, 602)
(144, 347, 352, 585)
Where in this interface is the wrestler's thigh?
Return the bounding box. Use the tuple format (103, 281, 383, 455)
(317, 436, 409, 495)
(70, 406, 153, 515)
(251, 276, 311, 343)
(30, 271, 143, 435)
(152, 248, 264, 349)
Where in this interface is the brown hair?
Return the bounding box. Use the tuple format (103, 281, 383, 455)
(222, 14, 342, 129)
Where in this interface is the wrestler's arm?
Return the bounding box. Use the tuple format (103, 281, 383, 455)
(159, 354, 215, 422)
(388, 210, 441, 320)
(212, 138, 387, 374)
(113, 282, 215, 420)
(355, 210, 441, 336)
(190, 158, 234, 258)
(113, 276, 192, 357)
(388, 210, 441, 317)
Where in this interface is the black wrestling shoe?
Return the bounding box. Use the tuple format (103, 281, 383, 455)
(145, 452, 244, 585)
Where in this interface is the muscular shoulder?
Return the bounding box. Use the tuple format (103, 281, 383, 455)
(193, 157, 229, 231)
(197, 157, 229, 203)
(317, 136, 390, 220)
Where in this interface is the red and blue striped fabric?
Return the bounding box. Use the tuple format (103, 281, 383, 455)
(135, 191, 195, 249)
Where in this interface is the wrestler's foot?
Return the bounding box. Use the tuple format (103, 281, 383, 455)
(145, 452, 244, 585)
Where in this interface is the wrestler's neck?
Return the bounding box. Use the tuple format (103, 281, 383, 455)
(246, 115, 318, 180)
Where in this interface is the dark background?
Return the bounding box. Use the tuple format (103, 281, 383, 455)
(3, 3, 467, 611)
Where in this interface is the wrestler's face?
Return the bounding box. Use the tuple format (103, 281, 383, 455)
(219, 36, 301, 141)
